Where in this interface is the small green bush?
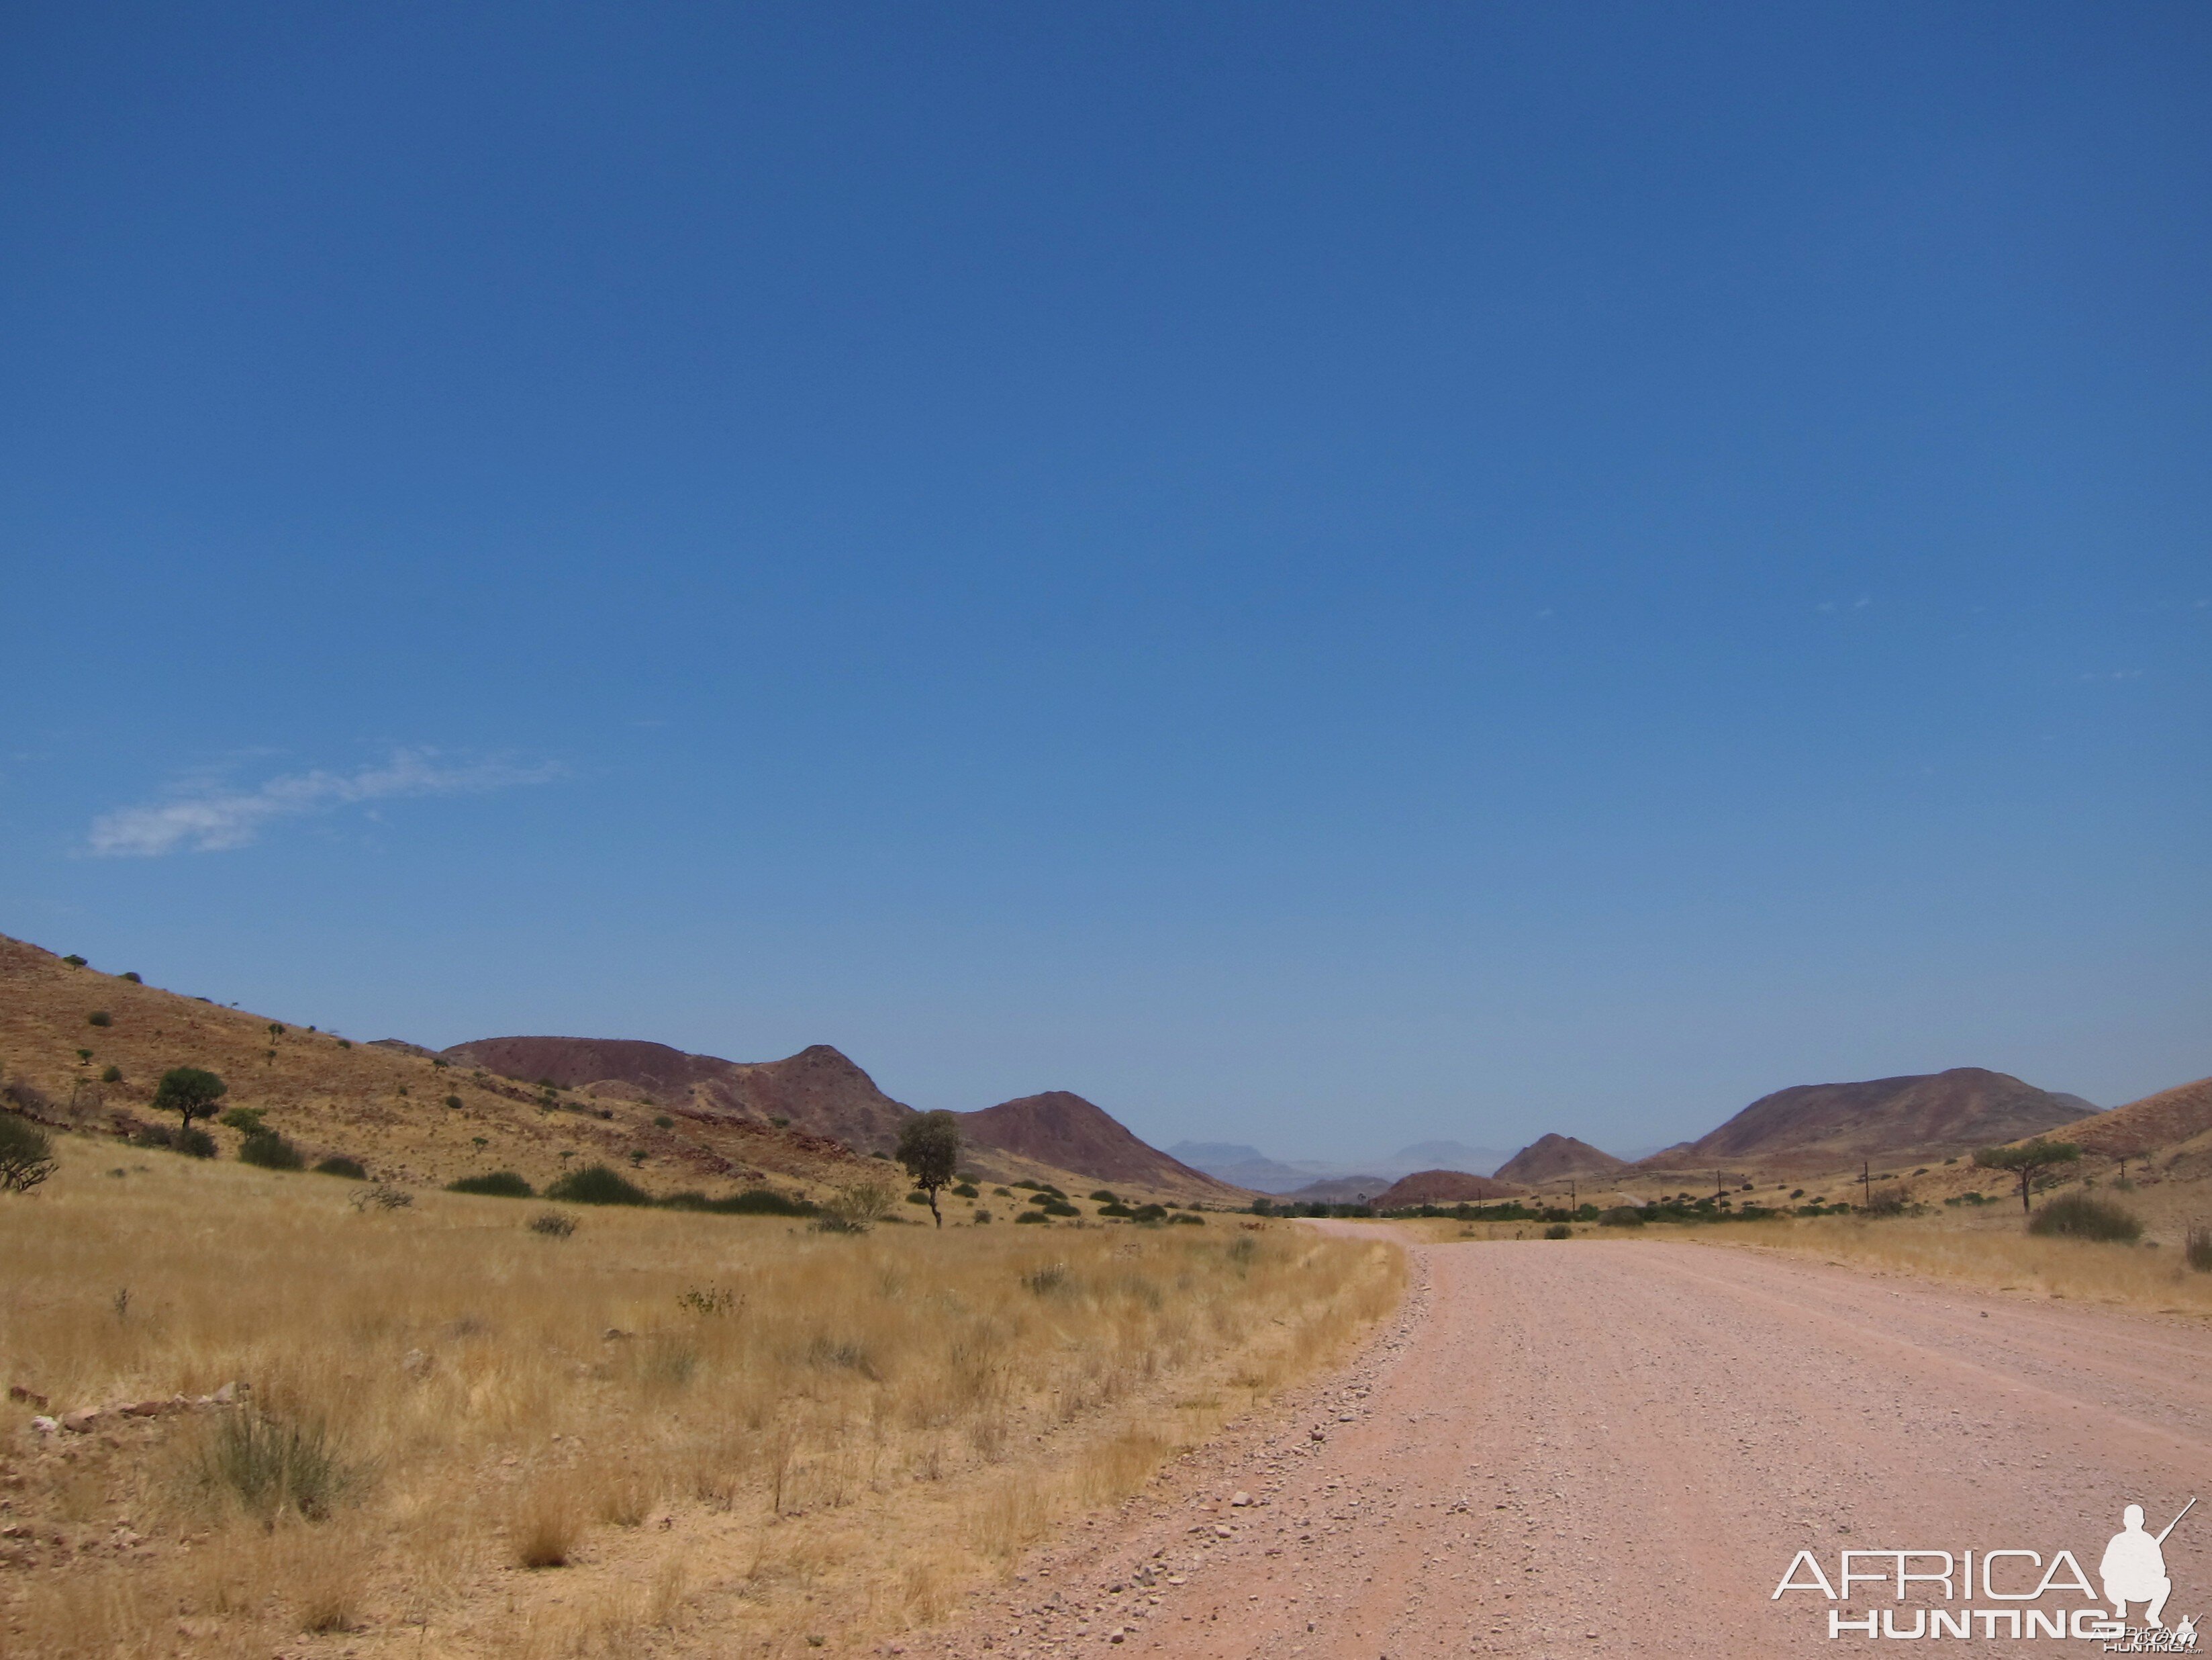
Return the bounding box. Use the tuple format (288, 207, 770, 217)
(87, 1009, 111, 1027)
(238, 1129, 304, 1170)
(653, 1115, 674, 1129)
(1598, 1206, 1645, 1227)
(1041, 1199, 1080, 1217)
(1169, 1211, 1204, 1226)
(700, 1188, 815, 1217)
(1014, 1209, 1050, 1224)
(973, 1207, 993, 1223)
(203, 1406, 358, 1522)
(179, 1126, 217, 1158)
(1097, 1201, 1134, 1217)
(544, 1164, 651, 1207)
(529, 1210, 577, 1238)
(119, 970, 142, 983)
(1130, 1203, 1168, 1224)
(1088, 1189, 1118, 1203)
(62, 954, 86, 967)
(447, 1171, 534, 1198)
(905, 1189, 930, 1205)
(100, 1064, 122, 1083)
(952, 1183, 979, 1199)
(219, 1107, 267, 1135)
(442, 1095, 463, 1110)
(2029, 1193, 2142, 1243)
(1543, 1223, 1573, 1239)
(313, 1156, 368, 1180)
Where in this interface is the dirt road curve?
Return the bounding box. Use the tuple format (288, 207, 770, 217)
(916, 1232, 2212, 1658)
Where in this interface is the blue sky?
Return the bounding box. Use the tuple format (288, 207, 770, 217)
(4, 3, 2206, 1160)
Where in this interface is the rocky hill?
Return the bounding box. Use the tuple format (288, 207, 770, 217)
(1645, 1068, 2088, 1170)
(1368, 1169, 1520, 1210)
(961, 1093, 1241, 1197)
(440, 1038, 1237, 1202)
(1492, 1133, 1631, 1187)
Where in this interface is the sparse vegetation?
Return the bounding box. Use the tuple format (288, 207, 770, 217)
(99, 1064, 122, 1082)
(312, 1155, 368, 1180)
(442, 1093, 463, 1109)
(219, 1106, 267, 1134)
(1543, 1223, 1573, 1239)
(0, 1148, 1401, 1658)
(87, 1009, 111, 1027)
(2187, 1228, 2212, 1273)
(2028, 1193, 2142, 1243)
(528, 1209, 577, 1238)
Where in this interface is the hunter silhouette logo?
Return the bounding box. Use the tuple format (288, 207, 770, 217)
(1770, 1496, 2197, 1648)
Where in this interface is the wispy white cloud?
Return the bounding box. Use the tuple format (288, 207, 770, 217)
(87, 749, 563, 857)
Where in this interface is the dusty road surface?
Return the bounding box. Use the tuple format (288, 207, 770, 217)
(914, 1230, 2212, 1658)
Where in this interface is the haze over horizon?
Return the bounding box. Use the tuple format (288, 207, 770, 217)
(4, 4, 2207, 1163)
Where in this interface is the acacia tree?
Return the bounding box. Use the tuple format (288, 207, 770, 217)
(1974, 1139, 2081, 1215)
(152, 1066, 227, 1134)
(895, 1110, 962, 1228)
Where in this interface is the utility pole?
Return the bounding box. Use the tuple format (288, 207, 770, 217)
(1715, 1168, 1723, 1204)
(1570, 1179, 1578, 1211)
(1861, 1160, 1872, 1210)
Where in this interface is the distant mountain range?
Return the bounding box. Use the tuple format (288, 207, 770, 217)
(1167, 1138, 1510, 1194)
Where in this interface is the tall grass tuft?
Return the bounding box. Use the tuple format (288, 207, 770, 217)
(2186, 1226, 2212, 1273)
(202, 1407, 360, 1523)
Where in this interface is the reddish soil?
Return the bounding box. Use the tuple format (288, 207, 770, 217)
(914, 1228, 2212, 1657)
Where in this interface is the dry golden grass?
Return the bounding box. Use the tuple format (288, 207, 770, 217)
(0, 1136, 1402, 1659)
(1709, 1212, 2212, 1317)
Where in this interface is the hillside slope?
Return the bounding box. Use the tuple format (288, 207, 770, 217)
(2039, 1076, 2212, 1164)
(0, 935, 865, 1197)
(1647, 1067, 2085, 1169)
(1493, 1134, 1631, 1187)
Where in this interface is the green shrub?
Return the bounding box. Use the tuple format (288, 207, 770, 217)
(653, 1115, 674, 1129)
(202, 1406, 358, 1522)
(100, 1064, 122, 1082)
(905, 1189, 930, 1205)
(238, 1129, 305, 1170)
(219, 1107, 267, 1135)
(973, 1207, 993, 1223)
(529, 1210, 577, 1239)
(1543, 1223, 1573, 1239)
(313, 1156, 368, 1180)
(952, 1183, 979, 1199)
(62, 954, 86, 967)
(87, 1009, 111, 1027)
(1169, 1212, 1204, 1226)
(2028, 1193, 2142, 1243)
(442, 1095, 463, 1110)
(447, 1171, 534, 1199)
(1088, 1189, 1118, 1203)
(1097, 1201, 1134, 1217)
(0, 1115, 57, 1194)
(119, 971, 141, 983)
(1131, 1203, 1168, 1224)
(2186, 1228, 2212, 1273)
(544, 1164, 651, 1206)
(179, 1126, 217, 1158)
(1598, 1206, 1645, 1227)
(1041, 1199, 1080, 1217)
(1014, 1209, 1049, 1224)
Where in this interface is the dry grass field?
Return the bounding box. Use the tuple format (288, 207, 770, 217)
(0, 1136, 1404, 1660)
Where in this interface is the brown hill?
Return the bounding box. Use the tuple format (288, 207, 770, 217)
(0, 934, 867, 1199)
(1368, 1169, 1519, 1210)
(2039, 1076, 2212, 1163)
(440, 1038, 1239, 1203)
(440, 1035, 914, 1154)
(953, 1092, 1240, 1198)
(1647, 1068, 2085, 1170)
(1493, 1134, 1631, 1187)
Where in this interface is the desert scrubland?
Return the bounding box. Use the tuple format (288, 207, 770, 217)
(0, 1138, 1403, 1660)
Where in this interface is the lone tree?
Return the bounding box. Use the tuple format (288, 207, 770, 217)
(895, 1109, 962, 1228)
(1974, 1139, 2081, 1215)
(152, 1066, 228, 1135)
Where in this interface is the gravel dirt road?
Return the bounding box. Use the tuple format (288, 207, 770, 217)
(914, 1230, 2212, 1658)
